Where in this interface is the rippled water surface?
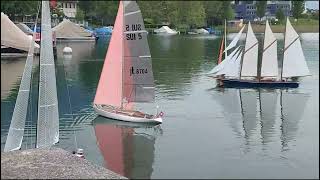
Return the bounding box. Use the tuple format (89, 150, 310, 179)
(1, 33, 319, 179)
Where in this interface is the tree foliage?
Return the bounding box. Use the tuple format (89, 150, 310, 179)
(75, 8, 85, 21)
(256, 1, 267, 19)
(276, 8, 285, 22)
(292, 0, 305, 19)
(203, 1, 233, 26)
(1, 1, 235, 28)
(1, 1, 38, 19)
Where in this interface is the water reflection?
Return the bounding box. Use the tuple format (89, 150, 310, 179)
(55, 41, 97, 142)
(214, 88, 309, 151)
(1, 58, 29, 100)
(150, 35, 207, 100)
(1, 57, 40, 150)
(280, 91, 310, 150)
(93, 117, 161, 179)
(259, 89, 279, 144)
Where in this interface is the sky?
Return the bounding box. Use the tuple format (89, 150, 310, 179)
(305, 1, 319, 10)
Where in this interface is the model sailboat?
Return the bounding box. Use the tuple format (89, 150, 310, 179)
(93, 1, 163, 124)
(4, 1, 59, 151)
(208, 18, 310, 88)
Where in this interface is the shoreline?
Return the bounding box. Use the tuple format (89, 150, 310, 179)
(1, 147, 127, 179)
(226, 24, 319, 33)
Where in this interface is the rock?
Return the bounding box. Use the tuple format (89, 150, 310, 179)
(1, 147, 127, 179)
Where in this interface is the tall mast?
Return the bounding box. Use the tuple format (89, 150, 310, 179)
(121, 1, 124, 109)
(280, 17, 287, 81)
(224, 19, 227, 58)
(239, 23, 248, 79)
(258, 20, 269, 82)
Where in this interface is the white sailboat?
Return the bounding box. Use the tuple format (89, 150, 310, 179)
(93, 1, 163, 124)
(210, 18, 310, 88)
(4, 1, 60, 151)
(36, 1, 60, 148)
(4, 9, 39, 152)
(206, 24, 245, 77)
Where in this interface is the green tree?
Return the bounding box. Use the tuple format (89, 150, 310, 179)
(222, 1, 234, 21)
(75, 8, 85, 21)
(203, 1, 234, 26)
(292, 0, 305, 19)
(276, 8, 285, 22)
(256, 1, 267, 20)
(138, 1, 165, 25)
(1, 1, 38, 20)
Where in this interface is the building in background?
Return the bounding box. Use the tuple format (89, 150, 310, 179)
(58, 1, 78, 19)
(234, 1, 292, 21)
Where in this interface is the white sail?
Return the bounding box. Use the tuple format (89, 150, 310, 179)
(217, 48, 241, 76)
(225, 49, 243, 78)
(261, 20, 278, 78)
(241, 22, 258, 77)
(123, 1, 155, 103)
(207, 46, 240, 75)
(224, 25, 246, 53)
(282, 18, 310, 78)
(4, 21, 37, 152)
(37, 1, 59, 148)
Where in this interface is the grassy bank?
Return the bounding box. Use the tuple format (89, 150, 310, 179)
(212, 18, 319, 33)
(226, 23, 319, 33)
(145, 18, 319, 34)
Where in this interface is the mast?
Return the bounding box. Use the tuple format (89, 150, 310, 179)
(258, 21, 268, 82)
(224, 19, 227, 58)
(280, 18, 287, 81)
(121, 0, 124, 109)
(239, 24, 248, 79)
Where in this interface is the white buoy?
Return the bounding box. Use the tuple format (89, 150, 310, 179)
(63, 46, 72, 54)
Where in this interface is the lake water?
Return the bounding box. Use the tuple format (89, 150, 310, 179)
(1, 33, 319, 179)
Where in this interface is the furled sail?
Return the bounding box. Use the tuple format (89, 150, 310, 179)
(123, 1, 155, 104)
(224, 25, 246, 53)
(217, 35, 224, 64)
(207, 46, 240, 75)
(261, 20, 278, 78)
(36, 1, 59, 148)
(281, 18, 310, 78)
(94, 2, 124, 108)
(4, 15, 38, 152)
(241, 22, 258, 77)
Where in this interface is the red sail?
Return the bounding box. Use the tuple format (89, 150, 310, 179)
(94, 2, 124, 107)
(217, 35, 224, 64)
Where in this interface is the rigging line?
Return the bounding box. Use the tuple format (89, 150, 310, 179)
(26, 1, 41, 150)
(61, 47, 78, 149)
(31, 1, 41, 149)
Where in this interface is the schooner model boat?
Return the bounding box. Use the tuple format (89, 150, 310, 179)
(207, 18, 311, 88)
(4, 1, 59, 151)
(93, 1, 163, 124)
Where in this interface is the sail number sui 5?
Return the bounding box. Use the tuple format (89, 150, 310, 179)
(126, 24, 142, 40)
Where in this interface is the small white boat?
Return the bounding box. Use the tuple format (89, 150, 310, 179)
(93, 104, 162, 124)
(93, 1, 163, 124)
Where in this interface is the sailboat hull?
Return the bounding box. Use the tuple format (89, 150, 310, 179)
(221, 79, 299, 88)
(93, 104, 162, 124)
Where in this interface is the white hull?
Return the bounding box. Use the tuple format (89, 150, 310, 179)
(93, 104, 162, 124)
